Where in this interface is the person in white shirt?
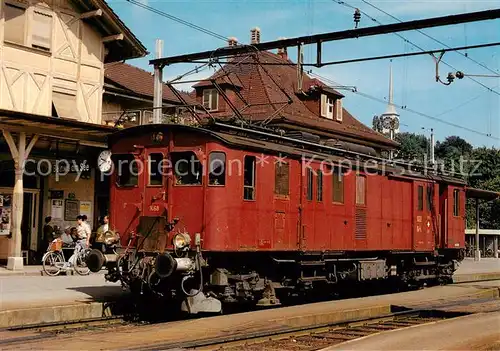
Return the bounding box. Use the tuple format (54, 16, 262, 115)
(76, 215, 90, 248)
(61, 226, 75, 246)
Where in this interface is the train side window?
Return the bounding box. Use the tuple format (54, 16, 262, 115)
(417, 185, 424, 211)
(274, 162, 289, 195)
(243, 156, 256, 200)
(317, 169, 323, 202)
(306, 167, 313, 201)
(355, 175, 366, 205)
(453, 189, 460, 216)
(171, 151, 203, 186)
(113, 154, 138, 187)
(427, 185, 433, 211)
(148, 153, 163, 186)
(333, 168, 344, 204)
(209, 152, 226, 186)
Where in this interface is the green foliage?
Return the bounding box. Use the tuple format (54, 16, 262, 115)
(391, 132, 500, 229)
(394, 132, 429, 163)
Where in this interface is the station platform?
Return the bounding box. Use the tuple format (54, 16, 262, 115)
(0, 258, 499, 328)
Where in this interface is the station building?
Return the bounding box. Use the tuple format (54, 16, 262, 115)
(0, 0, 148, 266)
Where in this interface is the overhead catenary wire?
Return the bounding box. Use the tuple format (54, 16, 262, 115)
(335, 0, 500, 97)
(309, 72, 500, 141)
(125, 0, 228, 42)
(361, 0, 500, 76)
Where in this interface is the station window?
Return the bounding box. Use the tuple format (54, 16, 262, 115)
(243, 156, 256, 200)
(333, 168, 344, 204)
(148, 153, 163, 186)
(113, 154, 138, 187)
(274, 162, 289, 196)
(453, 189, 460, 216)
(356, 175, 366, 205)
(427, 185, 433, 211)
(317, 170, 323, 202)
(209, 152, 226, 186)
(171, 151, 203, 185)
(306, 168, 313, 201)
(417, 185, 424, 211)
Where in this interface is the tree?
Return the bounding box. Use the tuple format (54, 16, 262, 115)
(394, 132, 429, 162)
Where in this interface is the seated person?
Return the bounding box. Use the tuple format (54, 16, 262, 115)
(94, 215, 109, 252)
(61, 226, 76, 246)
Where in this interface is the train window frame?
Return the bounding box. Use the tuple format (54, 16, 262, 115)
(355, 174, 366, 206)
(112, 154, 139, 188)
(274, 161, 289, 196)
(170, 151, 203, 186)
(148, 153, 164, 187)
(243, 155, 256, 201)
(417, 185, 424, 211)
(453, 189, 460, 217)
(332, 168, 344, 204)
(317, 169, 323, 202)
(426, 185, 433, 211)
(306, 167, 314, 201)
(208, 151, 226, 186)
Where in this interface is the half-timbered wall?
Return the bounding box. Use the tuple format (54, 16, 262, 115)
(0, 0, 104, 123)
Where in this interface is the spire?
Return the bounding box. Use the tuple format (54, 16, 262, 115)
(384, 63, 398, 116)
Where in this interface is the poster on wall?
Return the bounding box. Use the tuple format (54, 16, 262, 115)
(0, 194, 12, 236)
(80, 201, 93, 229)
(51, 199, 64, 220)
(64, 199, 80, 221)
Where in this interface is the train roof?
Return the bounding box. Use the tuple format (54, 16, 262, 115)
(109, 123, 467, 186)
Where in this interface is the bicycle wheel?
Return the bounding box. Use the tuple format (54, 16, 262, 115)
(42, 252, 63, 276)
(74, 250, 90, 276)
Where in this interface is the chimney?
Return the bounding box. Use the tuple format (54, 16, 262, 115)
(250, 27, 261, 44)
(227, 36, 238, 47)
(277, 37, 288, 60)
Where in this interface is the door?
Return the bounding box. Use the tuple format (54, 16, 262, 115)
(21, 191, 39, 253)
(413, 182, 434, 251)
(143, 150, 167, 217)
(300, 165, 315, 251)
(446, 186, 465, 249)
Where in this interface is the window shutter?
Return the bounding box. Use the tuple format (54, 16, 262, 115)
(52, 91, 78, 119)
(32, 11, 52, 50)
(320, 94, 327, 117)
(336, 99, 343, 122)
(210, 89, 218, 110)
(5, 4, 26, 45)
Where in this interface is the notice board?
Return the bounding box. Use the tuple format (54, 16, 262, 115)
(64, 199, 80, 221)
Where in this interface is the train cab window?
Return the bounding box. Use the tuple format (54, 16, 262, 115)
(427, 185, 433, 211)
(306, 167, 313, 201)
(333, 168, 344, 204)
(453, 189, 460, 216)
(355, 175, 366, 205)
(417, 185, 424, 211)
(171, 151, 203, 186)
(209, 152, 226, 186)
(113, 154, 138, 187)
(274, 162, 289, 196)
(148, 153, 164, 186)
(243, 156, 256, 200)
(317, 170, 323, 202)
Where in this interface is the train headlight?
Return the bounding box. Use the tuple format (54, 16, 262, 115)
(173, 233, 191, 249)
(104, 230, 119, 246)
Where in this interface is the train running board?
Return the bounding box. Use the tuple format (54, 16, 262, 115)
(181, 290, 222, 314)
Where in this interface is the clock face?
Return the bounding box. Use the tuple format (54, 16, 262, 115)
(97, 150, 112, 172)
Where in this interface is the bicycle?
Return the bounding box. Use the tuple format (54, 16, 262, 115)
(42, 238, 91, 276)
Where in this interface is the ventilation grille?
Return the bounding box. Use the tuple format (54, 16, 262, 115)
(355, 208, 367, 240)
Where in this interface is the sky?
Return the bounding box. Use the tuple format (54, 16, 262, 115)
(107, 0, 500, 148)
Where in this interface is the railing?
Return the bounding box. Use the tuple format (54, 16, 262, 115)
(102, 107, 198, 127)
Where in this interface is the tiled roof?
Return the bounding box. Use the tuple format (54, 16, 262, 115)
(104, 62, 194, 104)
(191, 51, 396, 148)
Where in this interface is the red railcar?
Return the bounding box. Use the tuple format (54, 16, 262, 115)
(88, 123, 466, 313)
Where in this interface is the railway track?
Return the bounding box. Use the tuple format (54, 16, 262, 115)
(0, 315, 130, 347)
(133, 309, 470, 351)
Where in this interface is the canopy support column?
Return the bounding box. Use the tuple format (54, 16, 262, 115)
(2, 130, 39, 270)
(474, 198, 481, 261)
